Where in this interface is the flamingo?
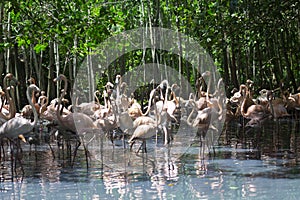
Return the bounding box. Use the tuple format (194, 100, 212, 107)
(185, 71, 222, 145)
(21, 78, 41, 119)
(74, 90, 101, 117)
(128, 89, 158, 149)
(93, 90, 113, 120)
(240, 87, 269, 121)
(267, 90, 290, 119)
(128, 99, 143, 119)
(39, 97, 70, 122)
(128, 89, 162, 153)
(157, 82, 179, 122)
(246, 79, 254, 99)
(257, 89, 269, 106)
(0, 73, 18, 121)
(28, 77, 41, 115)
(93, 99, 118, 144)
(0, 84, 40, 142)
(127, 80, 157, 120)
(186, 100, 211, 142)
(128, 124, 157, 153)
(286, 92, 300, 117)
(54, 74, 100, 167)
(154, 80, 178, 143)
(194, 71, 214, 110)
(54, 74, 98, 134)
(38, 91, 49, 115)
(118, 110, 133, 135)
(239, 86, 272, 128)
(120, 82, 130, 111)
(132, 89, 158, 129)
(0, 89, 6, 125)
(230, 84, 247, 105)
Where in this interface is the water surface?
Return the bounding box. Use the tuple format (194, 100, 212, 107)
(1, 119, 300, 199)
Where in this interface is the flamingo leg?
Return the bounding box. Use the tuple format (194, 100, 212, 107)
(82, 133, 95, 169)
(163, 126, 168, 145)
(82, 141, 90, 169)
(48, 142, 55, 159)
(122, 130, 126, 149)
(136, 140, 147, 154)
(129, 141, 135, 151)
(72, 138, 81, 166)
(143, 140, 147, 153)
(136, 142, 143, 154)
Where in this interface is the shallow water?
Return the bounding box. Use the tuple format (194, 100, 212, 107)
(1, 119, 300, 199)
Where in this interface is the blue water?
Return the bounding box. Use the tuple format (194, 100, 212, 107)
(1, 119, 300, 199)
(2, 155, 300, 200)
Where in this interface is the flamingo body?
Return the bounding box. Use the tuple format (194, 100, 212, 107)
(128, 124, 156, 146)
(0, 84, 40, 140)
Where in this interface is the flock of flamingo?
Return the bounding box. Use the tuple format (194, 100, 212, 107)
(0, 72, 300, 166)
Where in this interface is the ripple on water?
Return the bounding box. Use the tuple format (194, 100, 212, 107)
(1, 119, 300, 199)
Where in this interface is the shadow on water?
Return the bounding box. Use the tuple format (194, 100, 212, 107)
(1, 119, 300, 199)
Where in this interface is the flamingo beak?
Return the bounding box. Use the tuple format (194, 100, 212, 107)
(18, 134, 27, 143)
(288, 96, 296, 102)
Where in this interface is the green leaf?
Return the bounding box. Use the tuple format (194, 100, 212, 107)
(34, 43, 48, 53)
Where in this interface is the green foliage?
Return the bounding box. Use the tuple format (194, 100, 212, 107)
(0, 0, 299, 97)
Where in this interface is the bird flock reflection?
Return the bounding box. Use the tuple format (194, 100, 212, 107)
(0, 72, 300, 185)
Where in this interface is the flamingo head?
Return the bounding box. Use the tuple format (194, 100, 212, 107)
(18, 134, 27, 143)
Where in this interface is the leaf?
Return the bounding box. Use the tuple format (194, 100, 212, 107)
(34, 43, 48, 53)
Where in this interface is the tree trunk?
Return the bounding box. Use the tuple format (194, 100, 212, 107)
(0, 2, 5, 85)
(230, 40, 239, 89)
(6, 8, 11, 73)
(13, 43, 22, 110)
(38, 50, 43, 89)
(222, 37, 230, 95)
(175, 0, 182, 98)
(281, 30, 297, 92)
(32, 44, 40, 85)
(47, 41, 55, 100)
(256, 42, 264, 88)
(270, 37, 281, 87)
(54, 40, 60, 97)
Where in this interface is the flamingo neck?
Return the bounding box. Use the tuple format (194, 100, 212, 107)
(40, 96, 48, 113)
(56, 76, 68, 123)
(153, 98, 161, 126)
(142, 88, 156, 116)
(31, 91, 36, 104)
(206, 73, 211, 104)
(116, 82, 121, 113)
(8, 88, 16, 118)
(2, 75, 15, 119)
(241, 90, 251, 117)
(186, 102, 196, 126)
(267, 92, 275, 118)
(94, 91, 100, 105)
(27, 86, 38, 127)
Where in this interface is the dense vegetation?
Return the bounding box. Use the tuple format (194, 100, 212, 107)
(0, 0, 299, 110)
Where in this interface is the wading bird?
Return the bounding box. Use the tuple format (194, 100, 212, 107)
(54, 74, 100, 167)
(0, 84, 40, 142)
(0, 73, 18, 122)
(128, 89, 161, 153)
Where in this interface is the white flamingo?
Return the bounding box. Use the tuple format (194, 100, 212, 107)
(54, 74, 100, 167)
(0, 84, 40, 142)
(128, 89, 163, 153)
